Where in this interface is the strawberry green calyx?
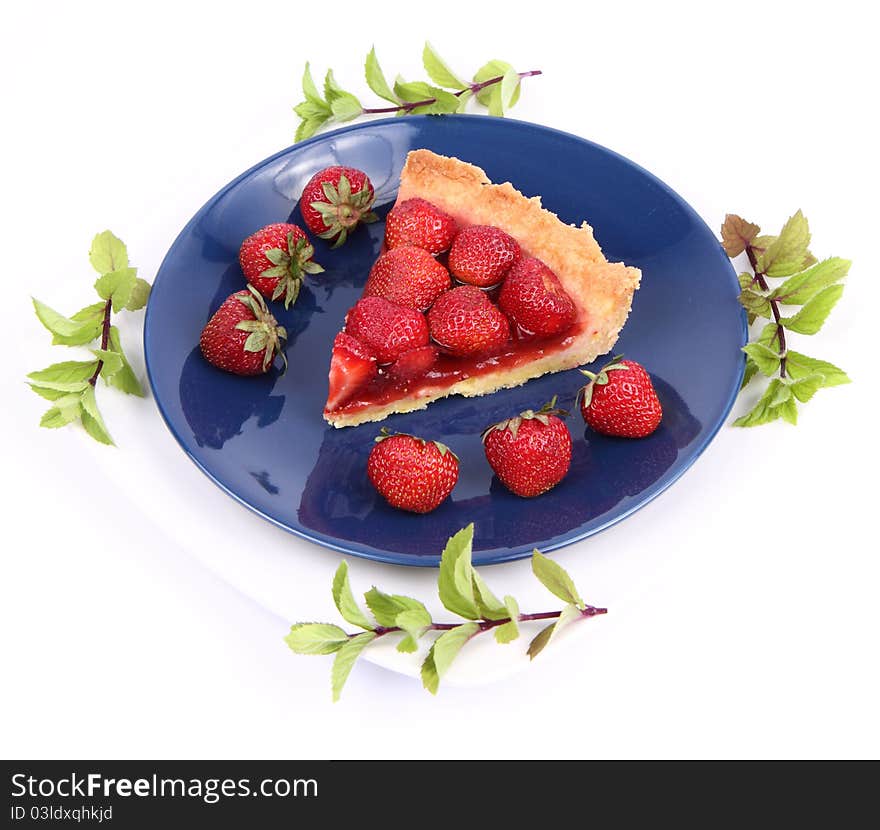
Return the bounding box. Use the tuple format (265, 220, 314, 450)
(311, 174, 379, 249)
(481, 395, 569, 442)
(234, 285, 289, 372)
(576, 355, 628, 409)
(374, 427, 458, 460)
(260, 232, 325, 308)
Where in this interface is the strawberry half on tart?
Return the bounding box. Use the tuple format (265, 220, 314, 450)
(323, 149, 641, 427)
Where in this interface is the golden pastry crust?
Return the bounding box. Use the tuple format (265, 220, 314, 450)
(325, 150, 641, 427)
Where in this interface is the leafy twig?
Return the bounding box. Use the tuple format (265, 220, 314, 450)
(721, 212, 851, 426)
(28, 231, 151, 445)
(285, 524, 606, 700)
(294, 43, 542, 141)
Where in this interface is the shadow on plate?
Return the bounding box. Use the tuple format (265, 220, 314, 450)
(296, 372, 701, 559)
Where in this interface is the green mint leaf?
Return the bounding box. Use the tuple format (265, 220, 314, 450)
(395, 607, 432, 644)
(732, 379, 786, 427)
(331, 631, 376, 702)
(28, 360, 97, 386)
(785, 351, 850, 387)
(757, 210, 811, 276)
(769, 381, 792, 407)
(422, 42, 467, 89)
(421, 649, 440, 695)
(392, 78, 434, 103)
(72, 301, 108, 322)
(720, 214, 760, 257)
(103, 327, 144, 396)
(94, 267, 138, 312)
(284, 623, 349, 655)
(295, 116, 328, 142)
(500, 67, 520, 111)
(26, 379, 90, 393)
(125, 277, 151, 312)
(772, 257, 850, 305)
(39, 393, 83, 429)
(789, 373, 825, 403)
(741, 357, 758, 389)
(410, 87, 460, 115)
(455, 89, 472, 113)
(471, 569, 508, 621)
(92, 348, 124, 378)
(437, 524, 480, 620)
(526, 604, 581, 660)
(331, 561, 373, 631)
(33, 298, 101, 345)
(301, 62, 324, 105)
(780, 284, 844, 335)
(737, 275, 772, 319)
(526, 622, 555, 661)
(757, 321, 782, 348)
(363, 588, 428, 628)
(89, 230, 129, 274)
(494, 596, 520, 644)
(432, 622, 479, 678)
(485, 85, 504, 117)
(742, 342, 781, 376)
(79, 384, 114, 445)
(778, 397, 798, 425)
(30, 386, 76, 402)
(473, 60, 519, 107)
(294, 99, 332, 120)
(329, 93, 363, 122)
(396, 634, 419, 654)
(365, 46, 399, 104)
(531, 551, 584, 608)
(323, 69, 347, 104)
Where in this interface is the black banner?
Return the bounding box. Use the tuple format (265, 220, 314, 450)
(1, 760, 872, 825)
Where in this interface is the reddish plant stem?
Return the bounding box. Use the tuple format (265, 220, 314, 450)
(361, 70, 542, 115)
(746, 245, 787, 378)
(87, 299, 113, 386)
(364, 605, 607, 639)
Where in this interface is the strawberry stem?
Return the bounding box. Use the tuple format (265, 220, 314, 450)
(359, 604, 607, 639)
(361, 70, 542, 115)
(745, 245, 787, 378)
(87, 298, 113, 386)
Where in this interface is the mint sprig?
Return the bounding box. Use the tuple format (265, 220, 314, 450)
(294, 43, 542, 142)
(28, 231, 150, 445)
(721, 212, 851, 426)
(285, 524, 606, 700)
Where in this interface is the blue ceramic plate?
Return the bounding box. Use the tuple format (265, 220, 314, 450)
(145, 115, 745, 566)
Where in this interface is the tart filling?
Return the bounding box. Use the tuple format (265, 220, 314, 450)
(324, 150, 641, 427)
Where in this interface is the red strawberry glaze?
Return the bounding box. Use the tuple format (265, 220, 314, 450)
(325, 322, 584, 416)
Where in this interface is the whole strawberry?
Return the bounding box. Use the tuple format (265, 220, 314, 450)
(364, 245, 451, 310)
(200, 286, 287, 376)
(578, 357, 663, 438)
(239, 223, 324, 309)
(367, 430, 459, 513)
(448, 225, 520, 287)
(325, 332, 377, 411)
(384, 198, 457, 254)
(482, 398, 572, 498)
(300, 166, 378, 248)
(498, 256, 576, 338)
(427, 285, 510, 357)
(345, 296, 429, 364)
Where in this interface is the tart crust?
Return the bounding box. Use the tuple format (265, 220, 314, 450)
(325, 150, 641, 427)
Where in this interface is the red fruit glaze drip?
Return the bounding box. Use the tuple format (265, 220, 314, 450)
(325, 323, 583, 416)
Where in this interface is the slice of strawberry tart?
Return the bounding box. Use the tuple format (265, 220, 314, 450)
(323, 149, 641, 427)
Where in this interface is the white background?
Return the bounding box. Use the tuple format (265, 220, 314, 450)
(3, 0, 878, 759)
